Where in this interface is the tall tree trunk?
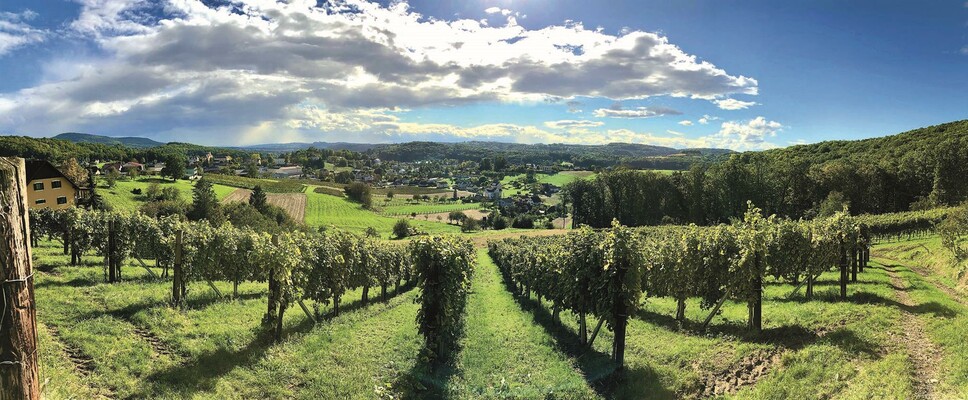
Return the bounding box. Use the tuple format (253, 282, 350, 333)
(362, 286, 369, 306)
(0, 157, 40, 399)
(381, 284, 388, 302)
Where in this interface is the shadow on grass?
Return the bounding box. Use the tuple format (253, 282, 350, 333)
(394, 353, 460, 400)
(776, 288, 959, 318)
(137, 283, 415, 398)
(635, 308, 881, 358)
(497, 278, 675, 399)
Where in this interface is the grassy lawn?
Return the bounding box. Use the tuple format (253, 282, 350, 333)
(99, 178, 235, 211)
(302, 186, 461, 236)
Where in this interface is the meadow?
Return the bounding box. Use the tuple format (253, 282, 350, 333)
(98, 178, 236, 211)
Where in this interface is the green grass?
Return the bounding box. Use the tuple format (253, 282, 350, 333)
(32, 234, 968, 398)
(379, 202, 481, 216)
(302, 186, 460, 236)
(874, 237, 968, 399)
(99, 178, 235, 211)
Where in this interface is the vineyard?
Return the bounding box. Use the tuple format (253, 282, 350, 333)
(202, 174, 306, 193)
(12, 200, 968, 398)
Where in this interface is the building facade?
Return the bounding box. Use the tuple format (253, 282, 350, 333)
(26, 160, 80, 210)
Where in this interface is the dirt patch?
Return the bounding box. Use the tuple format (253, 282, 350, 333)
(222, 189, 307, 222)
(885, 265, 942, 399)
(132, 327, 182, 363)
(468, 229, 570, 248)
(46, 324, 97, 377)
(696, 349, 784, 397)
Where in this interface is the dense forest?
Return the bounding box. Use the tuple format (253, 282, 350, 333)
(567, 120, 968, 227)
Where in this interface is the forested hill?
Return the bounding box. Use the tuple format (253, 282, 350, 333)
(366, 141, 733, 168)
(0, 135, 251, 163)
(760, 120, 968, 165)
(53, 132, 165, 148)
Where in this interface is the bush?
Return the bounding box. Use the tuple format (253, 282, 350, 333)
(344, 182, 373, 209)
(393, 219, 412, 239)
(512, 215, 535, 229)
(131, 188, 143, 195)
(461, 218, 480, 232)
(492, 215, 508, 230)
(139, 199, 188, 218)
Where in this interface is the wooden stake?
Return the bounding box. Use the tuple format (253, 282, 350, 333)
(172, 230, 184, 307)
(0, 157, 40, 400)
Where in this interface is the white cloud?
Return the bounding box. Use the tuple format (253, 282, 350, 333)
(593, 106, 681, 119)
(713, 98, 758, 110)
(0, 0, 759, 144)
(543, 119, 604, 129)
(961, 45, 968, 55)
(0, 10, 47, 56)
(484, 7, 512, 16)
(706, 116, 783, 150)
(698, 114, 719, 125)
(678, 120, 693, 126)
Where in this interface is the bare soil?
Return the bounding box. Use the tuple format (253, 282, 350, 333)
(221, 189, 307, 222)
(884, 264, 943, 400)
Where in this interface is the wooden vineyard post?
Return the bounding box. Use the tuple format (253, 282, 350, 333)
(839, 244, 848, 300)
(172, 230, 184, 307)
(0, 157, 40, 400)
(850, 247, 858, 283)
(748, 253, 763, 333)
(611, 252, 630, 368)
(107, 219, 117, 283)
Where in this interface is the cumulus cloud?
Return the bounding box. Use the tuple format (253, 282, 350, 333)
(678, 120, 693, 126)
(484, 7, 512, 16)
(714, 98, 758, 110)
(543, 119, 604, 129)
(0, 0, 759, 145)
(0, 10, 47, 56)
(698, 114, 719, 125)
(706, 116, 783, 150)
(593, 106, 681, 119)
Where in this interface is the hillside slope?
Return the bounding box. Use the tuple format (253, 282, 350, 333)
(53, 132, 165, 148)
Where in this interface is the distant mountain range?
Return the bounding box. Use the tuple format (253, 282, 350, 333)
(52, 132, 730, 160)
(53, 132, 165, 148)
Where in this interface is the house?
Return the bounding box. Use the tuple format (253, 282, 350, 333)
(26, 160, 81, 210)
(213, 155, 233, 164)
(184, 167, 200, 180)
(121, 162, 144, 173)
(483, 183, 502, 200)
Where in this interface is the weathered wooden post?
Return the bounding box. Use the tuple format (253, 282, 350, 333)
(107, 219, 117, 283)
(172, 230, 184, 307)
(839, 244, 848, 300)
(0, 157, 40, 399)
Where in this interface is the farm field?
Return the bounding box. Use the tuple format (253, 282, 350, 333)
(29, 234, 968, 399)
(301, 185, 461, 236)
(99, 178, 236, 211)
(379, 201, 482, 216)
(221, 188, 308, 222)
(500, 170, 597, 196)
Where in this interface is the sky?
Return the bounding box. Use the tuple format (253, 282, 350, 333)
(0, 0, 966, 150)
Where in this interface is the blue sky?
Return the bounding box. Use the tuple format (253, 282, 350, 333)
(0, 0, 965, 149)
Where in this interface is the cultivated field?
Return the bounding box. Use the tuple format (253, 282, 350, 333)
(221, 189, 308, 222)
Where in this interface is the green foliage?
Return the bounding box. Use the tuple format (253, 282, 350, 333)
(410, 236, 475, 362)
(393, 219, 412, 239)
(343, 182, 373, 209)
(939, 204, 968, 259)
(161, 154, 187, 181)
(249, 185, 268, 211)
(188, 178, 223, 225)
